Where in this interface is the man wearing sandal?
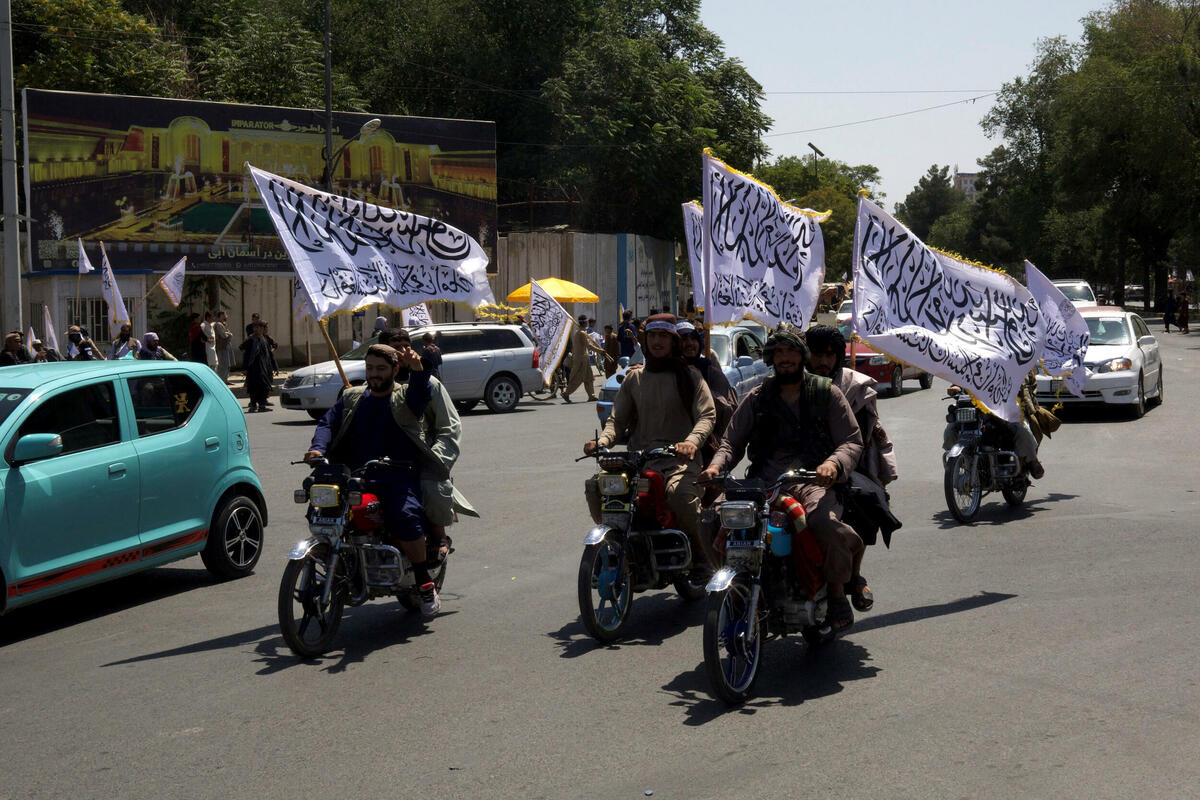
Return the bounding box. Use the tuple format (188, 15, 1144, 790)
(701, 325, 866, 633)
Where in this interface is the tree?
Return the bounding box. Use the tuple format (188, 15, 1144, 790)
(895, 164, 967, 242)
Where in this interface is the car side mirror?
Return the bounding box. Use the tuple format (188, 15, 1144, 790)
(735, 355, 753, 368)
(1138, 334, 1156, 346)
(13, 433, 63, 465)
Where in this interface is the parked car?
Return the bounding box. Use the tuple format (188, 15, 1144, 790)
(1050, 279, 1097, 308)
(1034, 307, 1163, 417)
(596, 323, 772, 425)
(281, 322, 541, 416)
(0, 361, 267, 615)
(835, 299, 854, 326)
(836, 322, 932, 396)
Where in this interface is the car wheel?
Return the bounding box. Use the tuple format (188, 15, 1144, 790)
(306, 409, 325, 420)
(484, 374, 520, 413)
(1129, 373, 1146, 419)
(201, 494, 264, 580)
(887, 365, 903, 397)
(919, 372, 934, 390)
(454, 399, 479, 412)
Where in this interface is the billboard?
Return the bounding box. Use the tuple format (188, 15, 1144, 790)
(23, 89, 497, 275)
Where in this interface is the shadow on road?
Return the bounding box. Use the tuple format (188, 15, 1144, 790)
(0, 567, 217, 647)
(548, 592, 706, 658)
(659, 591, 1015, 725)
(932, 492, 1078, 528)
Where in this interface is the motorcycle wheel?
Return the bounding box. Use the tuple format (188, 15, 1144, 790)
(1002, 479, 1028, 507)
(577, 540, 632, 643)
(278, 549, 345, 658)
(672, 569, 708, 602)
(944, 453, 982, 523)
(703, 580, 762, 705)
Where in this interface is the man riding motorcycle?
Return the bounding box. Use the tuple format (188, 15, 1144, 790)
(583, 313, 718, 567)
(943, 369, 1045, 479)
(676, 320, 737, 461)
(701, 325, 865, 632)
(303, 343, 444, 616)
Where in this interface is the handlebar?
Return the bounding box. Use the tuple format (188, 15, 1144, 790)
(701, 468, 820, 489)
(579, 445, 678, 463)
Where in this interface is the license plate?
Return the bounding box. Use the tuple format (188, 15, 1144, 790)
(311, 516, 340, 526)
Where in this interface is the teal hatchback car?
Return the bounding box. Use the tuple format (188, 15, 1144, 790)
(0, 360, 267, 614)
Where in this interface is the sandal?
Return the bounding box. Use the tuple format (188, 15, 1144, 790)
(828, 596, 854, 633)
(436, 535, 453, 562)
(846, 576, 874, 612)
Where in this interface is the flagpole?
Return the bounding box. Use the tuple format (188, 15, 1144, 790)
(129, 282, 158, 319)
(319, 318, 350, 388)
(74, 271, 81, 324)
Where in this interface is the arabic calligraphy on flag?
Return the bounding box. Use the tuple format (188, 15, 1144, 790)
(528, 279, 573, 387)
(852, 196, 1042, 422)
(701, 150, 827, 328)
(682, 201, 705, 311)
(100, 243, 129, 338)
(402, 302, 432, 326)
(159, 257, 187, 307)
(1024, 260, 1090, 397)
(248, 165, 495, 322)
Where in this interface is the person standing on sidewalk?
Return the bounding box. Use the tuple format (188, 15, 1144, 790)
(562, 315, 611, 403)
(214, 310, 234, 381)
(240, 321, 274, 412)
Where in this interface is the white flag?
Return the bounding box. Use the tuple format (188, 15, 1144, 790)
(852, 196, 1043, 422)
(26, 326, 36, 358)
(701, 149, 828, 328)
(682, 201, 705, 312)
(401, 302, 432, 327)
(99, 242, 129, 339)
(1024, 261, 1090, 398)
(248, 165, 495, 322)
(528, 279, 574, 387)
(159, 256, 187, 307)
(42, 305, 60, 354)
(78, 238, 95, 274)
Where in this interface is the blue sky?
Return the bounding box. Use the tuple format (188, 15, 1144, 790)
(699, 0, 1105, 208)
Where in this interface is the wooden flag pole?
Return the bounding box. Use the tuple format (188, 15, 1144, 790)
(319, 318, 350, 388)
(74, 271, 82, 325)
(129, 281, 159, 320)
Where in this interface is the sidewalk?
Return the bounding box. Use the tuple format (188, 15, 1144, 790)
(223, 370, 293, 400)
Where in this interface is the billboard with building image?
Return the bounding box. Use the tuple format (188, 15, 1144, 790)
(23, 89, 497, 275)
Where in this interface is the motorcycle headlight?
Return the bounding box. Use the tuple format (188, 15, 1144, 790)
(598, 474, 629, 495)
(1096, 357, 1133, 373)
(719, 501, 758, 530)
(309, 484, 341, 508)
(868, 354, 890, 366)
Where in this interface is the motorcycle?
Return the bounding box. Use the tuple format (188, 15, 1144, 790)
(278, 457, 450, 657)
(703, 469, 860, 705)
(942, 390, 1031, 523)
(577, 445, 710, 643)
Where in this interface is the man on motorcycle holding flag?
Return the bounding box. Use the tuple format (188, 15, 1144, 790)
(303, 343, 445, 616)
(583, 313, 719, 568)
(676, 320, 737, 462)
(700, 325, 865, 633)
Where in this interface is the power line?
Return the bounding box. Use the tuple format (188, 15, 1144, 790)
(766, 93, 999, 137)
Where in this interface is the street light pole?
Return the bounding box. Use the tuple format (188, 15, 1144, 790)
(323, 0, 334, 193)
(807, 141, 824, 186)
(1, 0, 21, 333)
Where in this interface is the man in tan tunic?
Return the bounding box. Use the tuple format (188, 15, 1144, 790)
(584, 314, 717, 566)
(562, 314, 610, 402)
(702, 326, 864, 632)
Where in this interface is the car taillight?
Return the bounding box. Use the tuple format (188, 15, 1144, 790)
(532, 348, 540, 368)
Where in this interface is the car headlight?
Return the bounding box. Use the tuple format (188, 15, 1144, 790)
(597, 474, 629, 496)
(868, 354, 890, 366)
(719, 501, 758, 530)
(1096, 358, 1133, 373)
(309, 484, 341, 508)
(309, 372, 336, 385)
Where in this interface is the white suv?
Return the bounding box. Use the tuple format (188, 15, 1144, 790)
(1050, 279, 1097, 308)
(280, 323, 540, 417)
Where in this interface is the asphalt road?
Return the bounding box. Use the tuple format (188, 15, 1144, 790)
(3, 334, 1199, 800)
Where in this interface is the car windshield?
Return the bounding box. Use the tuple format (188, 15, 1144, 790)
(1056, 283, 1095, 302)
(838, 301, 853, 313)
(0, 389, 30, 426)
(708, 335, 730, 365)
(1086, 316, 1130, 345)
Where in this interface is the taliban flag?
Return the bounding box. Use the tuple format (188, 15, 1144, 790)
(528, 279, 573, 387)
(99, 242, 130, 338)
(851, 196, 1043, 422)
(159, 257, 187, 307)
(42, 305, 60, 354)
(701, 149, 828, 328)
(1024, 260, 1090, 397)
(401, 302, 432, 327)
(77, 238, 95, 274)
(682, 201, 705, 312)
(248, 165, 495, 323)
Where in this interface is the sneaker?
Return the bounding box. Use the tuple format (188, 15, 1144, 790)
(418, 582, 441, 617)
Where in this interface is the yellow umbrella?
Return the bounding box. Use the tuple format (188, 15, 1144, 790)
(506, 277, 600, 304)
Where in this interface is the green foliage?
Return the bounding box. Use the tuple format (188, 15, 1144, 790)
(895, 164, 968, 242)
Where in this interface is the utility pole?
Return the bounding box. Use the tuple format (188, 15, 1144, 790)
(1, 0, 21, 333)
(323, 0, 334, 193)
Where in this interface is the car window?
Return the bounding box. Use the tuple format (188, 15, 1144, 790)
(1086, 316, 1131, 345)
(126, 374, 205, 436)
(1055, 283, 1095, 302)
(479, 329, 523, 350)
(438, 331, 486, 354)
(1131, 316, 1151, 338)
(709, 335, 730, 365)
(0, 389, 31, 426)
(17, 382, 120, 455)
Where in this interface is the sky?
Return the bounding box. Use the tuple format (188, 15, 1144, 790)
(699, 0, 1106, 209)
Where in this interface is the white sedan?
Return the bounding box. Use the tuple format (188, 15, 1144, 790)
(1035, 307, 1163, 417)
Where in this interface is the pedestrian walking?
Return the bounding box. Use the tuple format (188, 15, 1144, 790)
(1178, 291, 1191, 333)
(188, 313, 207, 363)
(1164, 290, 1176, 333)
(214, 310, 235, 381)
(108, 323, 141, 360)
(0, 331, 31, 366)
(603, 324, 620, 378)
(138, 332, 178, 360)
(420, 332, 443, 379)
(240, 321, 274, 412)
(562, 315, 611, 403)
(201, 311, 218, 368)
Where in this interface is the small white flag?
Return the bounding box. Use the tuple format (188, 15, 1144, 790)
(528, 280, 574, 387)
(1025, 260, 1091, 398)
(78, 238, 95, 274)
(401, 302, 432, 327)
(99, 242, 129, 339)
(159, 256, 187, 307)
(26, 326, 37, 358)
(43, 305, 60, 354)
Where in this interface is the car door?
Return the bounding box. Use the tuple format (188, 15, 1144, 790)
(437, 330, 489, 398)
(123, 371, 215, 549)
(1131, 315, 1161, 387)
(2, 380, 142, 598)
